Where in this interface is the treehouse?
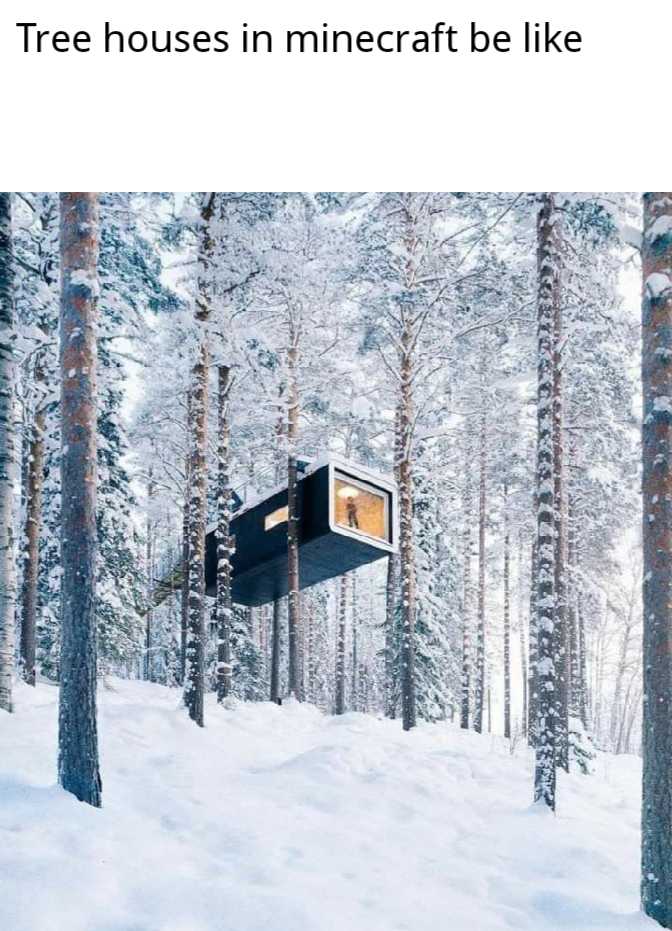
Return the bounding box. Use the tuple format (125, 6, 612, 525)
(204, 455, 398, 607)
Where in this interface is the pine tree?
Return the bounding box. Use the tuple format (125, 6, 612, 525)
(0, 192, 16, 713)
(641, 191, 672, 927)
(183, 193, 217, 726)
(533, 193, 560, 811)
(57, 192, 102, 807)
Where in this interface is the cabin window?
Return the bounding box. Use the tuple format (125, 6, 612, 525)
(333, 473, 388, 542)
(264, 506, 288, 531)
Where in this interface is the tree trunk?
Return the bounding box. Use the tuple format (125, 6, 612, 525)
(57, 192, 102, 807)
(144, 467, 155, 681)
(533, 192, 560, 810)
(20, 358, 46, 687)
(518, 530, 528, 739)
(552, 265, 569, 773)
(527, 539, 538, 745)
(334, 574, 347, 715)
(398, 331, 417, 731)
(270, 597, 281, 703)
(474, 389, 487, 735)
(0, 192, 16, 714)
(384, 552, 398, 718)
(183, 192, 216, 727)
(577, 593, 589, 730)
(179, 480, 189, 685)
(503, 482, 511, 740)
(461, 431, 473, 730)
(286, 318, 303, 700)
(216, 365, 233, 702)
(384, 406, 402, 719)
(641, 191, 672, 926)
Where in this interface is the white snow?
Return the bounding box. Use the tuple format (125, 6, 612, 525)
(653, 396, 672, 414)
(645, 273, 672, 300)
(0, 679, 653, 931)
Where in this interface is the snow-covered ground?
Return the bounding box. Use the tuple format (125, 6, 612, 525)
(0, 680, 654, 931)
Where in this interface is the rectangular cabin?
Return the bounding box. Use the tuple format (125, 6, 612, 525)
(204, 456, 398, 607)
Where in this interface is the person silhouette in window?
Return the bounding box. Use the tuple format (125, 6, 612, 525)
(346, 496, 359, 529)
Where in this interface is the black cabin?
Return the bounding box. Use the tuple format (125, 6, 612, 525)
(204, 455, 398, 607)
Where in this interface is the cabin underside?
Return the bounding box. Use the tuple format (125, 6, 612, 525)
(206, 530, 389, 607)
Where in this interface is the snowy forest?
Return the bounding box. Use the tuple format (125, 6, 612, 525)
(0, 191, 670, 931)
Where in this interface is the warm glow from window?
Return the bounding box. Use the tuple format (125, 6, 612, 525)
(265, 506, 288, 531)
(334, 474, 387, 542)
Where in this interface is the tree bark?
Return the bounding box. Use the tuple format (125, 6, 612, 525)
(183, 192, 216, 727)
(334, 573, 347, 715)
(398, 330, 417, 731)
(533, 192, 560, 810)
(528, 538, 538, 745)
(20, 310, 50, 690)
(384, 406, 402, 719)
(286, 315, 303, 700)
(461, 431, 473, 730)
(518, 530, 528, 739)
(179, 477, 189, 685)
(641, 191, 672, 926)
(384, 552, 398, 718)
(474, 380, 487, 735)
(216, 364, 233, 702)
(552, 263, 569, 773)
(144, 467, 155, 681)
(57, 192, 102, 807)
(270, 597, 281, 703)
(0, 192, 16, 713)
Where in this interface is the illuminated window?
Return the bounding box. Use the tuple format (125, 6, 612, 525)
(265, 506, 288, 531)
(333, 473, 388, 542)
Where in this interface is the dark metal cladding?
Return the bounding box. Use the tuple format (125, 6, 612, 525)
(205, 461, 397, 607)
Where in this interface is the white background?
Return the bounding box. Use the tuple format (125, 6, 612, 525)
(0, 0, 667, 189)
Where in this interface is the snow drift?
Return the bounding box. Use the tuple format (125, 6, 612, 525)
(0, 680, 653, 931)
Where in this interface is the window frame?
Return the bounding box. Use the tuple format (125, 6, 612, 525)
(331, 469, 391, 547)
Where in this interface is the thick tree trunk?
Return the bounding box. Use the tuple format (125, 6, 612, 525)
(286, 320, 303, 700)
(533, 192, 560, 810)
(641, 191, 672, 926)
(57, 192, 102, 807)
(503, 483, 511, 740)
(216, 365, 233, 702)
(0, 192, 16, 714)
(183, 193, 215, 727)
(334, 573, 347, 715)
(474, 395, 487, 735)
(270, 597, 281, 703)
(461, 432, 473, 730)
